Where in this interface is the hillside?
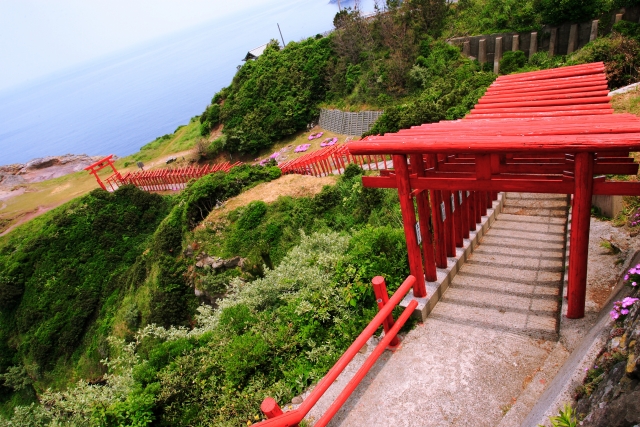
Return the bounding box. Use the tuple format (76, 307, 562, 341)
(2, 0, 640, 425)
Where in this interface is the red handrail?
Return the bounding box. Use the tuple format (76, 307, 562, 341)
(255, 275, 418, 427)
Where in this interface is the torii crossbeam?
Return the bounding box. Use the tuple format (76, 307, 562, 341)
(348, 62, 640, 319)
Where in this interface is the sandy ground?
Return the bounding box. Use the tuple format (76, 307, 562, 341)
(200, 174, 338, 226)
(586, 217, 640, 311)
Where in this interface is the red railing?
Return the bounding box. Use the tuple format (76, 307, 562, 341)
(255, 275, 418, 427)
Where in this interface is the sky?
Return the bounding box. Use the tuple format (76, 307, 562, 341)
(0, 0, 276, 92)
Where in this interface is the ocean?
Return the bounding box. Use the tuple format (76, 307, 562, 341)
(0, 0, 375, 166)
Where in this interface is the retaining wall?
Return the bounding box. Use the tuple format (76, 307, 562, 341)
(318, 109, 384, 136)
(448, 6, 640, 74)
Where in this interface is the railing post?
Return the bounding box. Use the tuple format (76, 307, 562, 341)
(261, 397, 299, 426)
(261, 398, 284, 418)
(372, 276, 401, 349)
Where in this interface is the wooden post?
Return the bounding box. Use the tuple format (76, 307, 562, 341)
(549, 28, 557, 57)
(461, 190, 470, 239)
(567, 152, 594, 319)
(430, 189, 448, 268)
(463, 40, 470, 57)
(615, 13, 623, 24)
(512, 34, 519, 51)
(443, 190, 456, 257)
(590, 20, 599, 42)
(529, 31, 538, 58)
(372, 276, 401, 348)
(425, 154, 447, 268)
(494, 36, 503, 74)
(469, 191, 478, 230)
(393, 155, 427, 297)
(410, 154, 438, 282)
(90, 171, 107, 190)
(478, 39, 487, 64)
(453, 190, 463, 248)
(567, 24, 578, 54)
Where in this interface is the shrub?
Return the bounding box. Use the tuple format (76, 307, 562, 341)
(535, 0, 609, 26)
(500, 50, 527, 74)
(0, 186, 170, 371)
(212, 37, 334, 153)
(569, 33, 640, 89)
(237, 202, 267, 230)
(613, 20, 640, 43)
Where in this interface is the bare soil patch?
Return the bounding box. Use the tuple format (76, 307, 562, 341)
(0, 205, 56, 236)
(201, 174, 337, 225)
(587, 217, 640, 310)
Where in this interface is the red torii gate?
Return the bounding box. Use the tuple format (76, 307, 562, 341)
(84, 155, 122, 191)
(348, 62, 640, 319)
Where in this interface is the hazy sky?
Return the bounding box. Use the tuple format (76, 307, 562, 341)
(0, 0, 273, 91)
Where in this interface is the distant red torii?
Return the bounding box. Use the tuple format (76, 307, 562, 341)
(84, 155, 122, 191)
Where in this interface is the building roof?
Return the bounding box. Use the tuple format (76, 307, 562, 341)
(242, 43, 268, 61)
(348, 62, 640, 155)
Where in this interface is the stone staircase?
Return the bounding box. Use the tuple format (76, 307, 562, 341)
(304, 193, 573, 427)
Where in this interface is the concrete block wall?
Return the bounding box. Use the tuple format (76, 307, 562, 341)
(449, 5, 640, 74)
(592, 195, 624, 219)
(318, 109, 384, 136)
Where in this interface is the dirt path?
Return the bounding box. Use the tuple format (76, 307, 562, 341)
(0, 204, 58, 237)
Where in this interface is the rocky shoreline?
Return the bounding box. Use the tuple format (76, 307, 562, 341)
(0, 154, 106, 192)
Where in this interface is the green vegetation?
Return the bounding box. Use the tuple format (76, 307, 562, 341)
(499, 50, 527, 74)
(0, 166, 411, 426)
(539, 404, 578, 427)
(443, 0, 541, 37)
(365, 40, 496, 134)
(5, 0, 640, 424)
(0, 165, 281, 419)
(130, 117, 203, 164)
(202, 38, 334, 154)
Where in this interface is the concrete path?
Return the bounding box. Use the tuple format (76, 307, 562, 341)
(305, 193, 570, 426)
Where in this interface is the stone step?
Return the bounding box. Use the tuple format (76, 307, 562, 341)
(503, 193, 570, 217)
(303, 193, 569, 426)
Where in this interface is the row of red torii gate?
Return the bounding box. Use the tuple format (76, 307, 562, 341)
(85, 62, 640, 319)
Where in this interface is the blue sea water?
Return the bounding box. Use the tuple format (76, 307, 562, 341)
(0, 0, 375, 166)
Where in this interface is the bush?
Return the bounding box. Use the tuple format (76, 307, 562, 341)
(368, 40, 496, 134)
(535, 0, 609, 26)
(569, 33, 640, 89)
(613, 20, 640, 43)
(500, 50, 527, 74)
(443, 0, 541, 37)
(211, 37, 333, 153)
(0, 186, 170, 371)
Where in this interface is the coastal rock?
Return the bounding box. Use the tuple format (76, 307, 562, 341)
(0, 174, 26, 187)
(0, 154, 106, 190)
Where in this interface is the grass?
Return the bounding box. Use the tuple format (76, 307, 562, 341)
(126, 119, 203, 165)
(0, 119, 206, 235)
(611, 87, 640, 116)
(249, 126, 352, 165)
